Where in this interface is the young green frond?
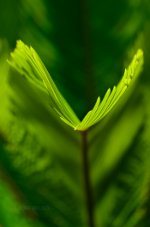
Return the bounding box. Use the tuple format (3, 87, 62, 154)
(8, 41, 143, 131)
(8, 40, 80, 129)
(75, 49, 143, 131)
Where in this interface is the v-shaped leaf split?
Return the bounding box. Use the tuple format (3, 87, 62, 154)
(8, 41, 144, 131)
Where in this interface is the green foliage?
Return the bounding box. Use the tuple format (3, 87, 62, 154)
(0, 165, 44, 227)
(9, 41, 143, 131)
(0, 1, 150, 227)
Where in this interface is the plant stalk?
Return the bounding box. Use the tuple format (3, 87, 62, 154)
(81, 130, 95, 227)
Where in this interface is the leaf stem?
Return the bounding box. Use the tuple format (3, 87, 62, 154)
(81, 130, 95, 227)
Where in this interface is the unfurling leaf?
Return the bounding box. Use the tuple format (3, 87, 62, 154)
(8, 41, 143, 131)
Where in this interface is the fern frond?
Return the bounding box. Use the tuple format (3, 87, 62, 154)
(8, 41, 80, 129)
(76, 49, 143, 130)
(8, 41, 143, 131)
